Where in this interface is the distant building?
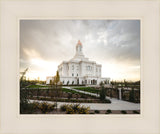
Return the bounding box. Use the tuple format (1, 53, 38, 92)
(46, 40, 110, 85)
(46, 76, 54, 85)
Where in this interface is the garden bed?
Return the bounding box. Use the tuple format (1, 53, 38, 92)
(21, 102, 140, 114)
(29, 96, 111, 103)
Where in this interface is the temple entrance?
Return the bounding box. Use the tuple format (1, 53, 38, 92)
(82, 80, 84, 85)
(85, 80, 87, 84)
(90, 79, 97, 85)
(92, 79, 97, 85)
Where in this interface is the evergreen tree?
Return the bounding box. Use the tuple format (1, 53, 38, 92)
(99, 82, 106, 101)
(129, 88, 135, 102)
(52, 71, 62, 111)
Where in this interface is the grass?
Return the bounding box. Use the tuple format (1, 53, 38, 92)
(62, 88, 81, 94)
(62, 88, 97, 99)
(74, 87, 100, 94)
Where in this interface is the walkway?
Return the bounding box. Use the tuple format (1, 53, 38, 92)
(29, 100, 139, 110)
(63, 86, 140, 110)
(29, 86, 140, 110)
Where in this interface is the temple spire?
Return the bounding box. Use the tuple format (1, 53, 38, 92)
(77, 40, 82, 46)
(75, 40, 84, 57)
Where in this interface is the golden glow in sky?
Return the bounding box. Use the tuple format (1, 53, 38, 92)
(20, 20, 140, 81)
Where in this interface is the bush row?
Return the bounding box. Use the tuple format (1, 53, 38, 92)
(32, 102, 56, 114)
(60, 104, 90, 114)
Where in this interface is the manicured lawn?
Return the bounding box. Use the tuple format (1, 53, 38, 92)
(74, 87, 100, 94)
(62, 88, 96, 97)
(62, 88, 81, 94)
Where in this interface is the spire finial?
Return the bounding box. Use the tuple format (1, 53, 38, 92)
(77, 40, 82, 45)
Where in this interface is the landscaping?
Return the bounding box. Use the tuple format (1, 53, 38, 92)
(60, 104, 90, 114)
(20, 70, 140, 114)
(74, 87, 100, 94)
(27, 87, 111, 103)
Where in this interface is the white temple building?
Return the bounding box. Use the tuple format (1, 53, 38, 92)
(46, 40, 110, 85)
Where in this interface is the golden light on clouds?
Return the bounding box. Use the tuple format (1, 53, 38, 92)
(25, 58, 58, 80)
(20, 20, 140, 81)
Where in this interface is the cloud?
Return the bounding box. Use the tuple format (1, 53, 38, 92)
(20, 20, 140, 80)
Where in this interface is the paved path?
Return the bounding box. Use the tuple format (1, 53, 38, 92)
(63, 86, 140, 110)
(29, 100, 139, 110)
(29, 86, 140, 110)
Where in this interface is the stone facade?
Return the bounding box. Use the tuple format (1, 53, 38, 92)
(46, 40, 110, 85)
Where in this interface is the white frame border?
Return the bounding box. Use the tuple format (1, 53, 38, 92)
(0, 1, 159, 134)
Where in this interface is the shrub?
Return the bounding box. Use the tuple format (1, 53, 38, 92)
(38, 102, 56, 114)
(121, 110, 127, 114)
(20, 103, 35, 114)
(99, 85, 106, 101)
(72, 81, 74, 85)
(66, 106, 74, 114)
(71, 104, 80, 112)
(94, 110, 100, 114)
(60, 104, 69, 112)
(48, 103, 56, 111)
(133, 110, 140, 114)
(78, 106, 90, 114)
(129, 88, 135, 102)
(68, 93, 72, 100)
(106, 109, 112, 114)
(60, 104, 90, 114)
(32, 102, 40, 109)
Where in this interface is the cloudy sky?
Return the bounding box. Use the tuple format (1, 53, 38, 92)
(20, 20, 140, 81)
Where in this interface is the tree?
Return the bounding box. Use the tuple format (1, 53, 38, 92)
(99, 82, 106, 101)
(129, 88, 135, 102)
(20, 68, 29, 113)
(52, 71, 62, 112)
(67, 81, 69, 85)
(72, 81, 74, 85)
(53, 71, 60, 85)
(50, 79, 52, 85)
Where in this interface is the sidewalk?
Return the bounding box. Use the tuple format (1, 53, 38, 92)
(29, 100, 140, 110)
(29, 86, 140, 110)
(62, 86, 140, 110)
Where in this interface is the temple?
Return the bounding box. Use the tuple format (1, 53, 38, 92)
(46, 40, 110, 85)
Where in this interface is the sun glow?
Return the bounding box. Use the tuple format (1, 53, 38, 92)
(23, 58, 140, 81)
(102, 62, 140, 81)
(24, 58, 59, 80)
